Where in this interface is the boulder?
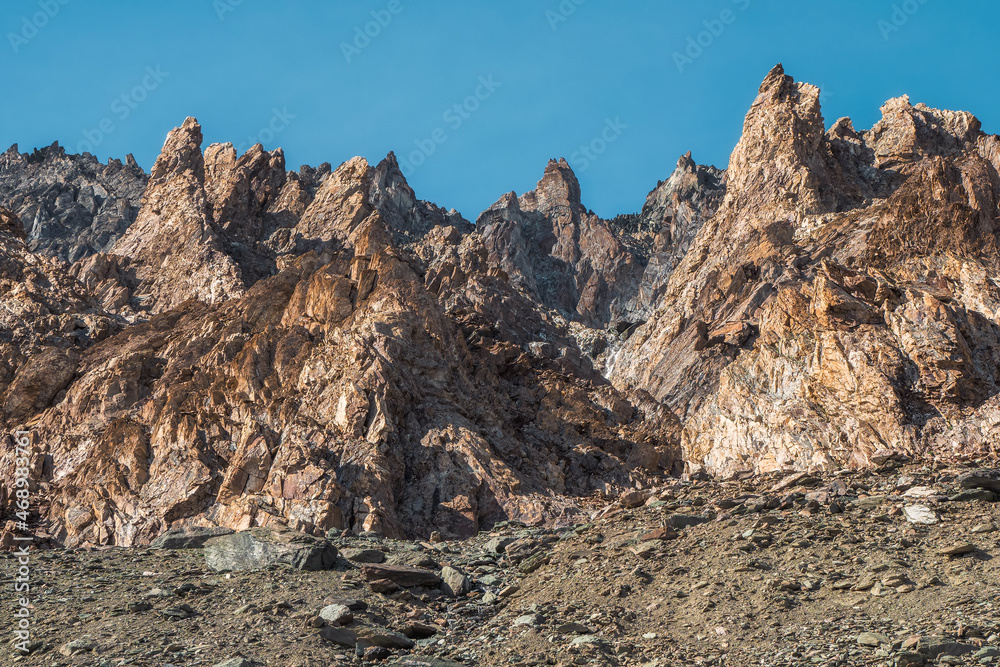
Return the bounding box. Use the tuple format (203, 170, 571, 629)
(203, 527, 338, 571)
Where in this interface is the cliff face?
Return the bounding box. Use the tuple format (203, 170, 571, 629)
(610, 64, 1000, 476)
(0, 143, 147, 263)
(1, 64, 998, 548)
(476, 155, 722, 328)
(0, 120, 680, 548)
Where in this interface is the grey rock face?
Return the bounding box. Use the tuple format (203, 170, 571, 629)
(203, 527, 338, 571)
(614, 152, 726, 321)
(476, 158, 646, 328)
(0, 142, 147, 263)
(150, 525, 235, 549)
(476, 155, 723, 328)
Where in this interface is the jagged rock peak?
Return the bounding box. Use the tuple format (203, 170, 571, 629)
(867, 94, 983, 165)
(522, 157, 583, 211)
(721, 63, 834, 218)
(150, 116, 205, 182)
(0, 138, 149, 262)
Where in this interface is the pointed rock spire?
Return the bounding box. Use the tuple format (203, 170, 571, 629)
(721, 63, 832, 218)
(521, 158, 583, 213)
(111, 117, 244, 313)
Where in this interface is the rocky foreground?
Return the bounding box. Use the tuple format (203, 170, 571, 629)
(2, 462, 998, 666)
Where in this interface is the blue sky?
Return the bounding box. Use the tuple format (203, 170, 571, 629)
(2, 0, 998, 220)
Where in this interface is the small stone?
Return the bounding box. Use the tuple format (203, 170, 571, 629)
(957, 469, 1000, 495)
(665, 514, 711, 530)
(556, 622, 593, 634)
(402, 622, 438, 639)
(319, 604, 353, 626)
(151, 526, 234, 549)
(212, 658, 258, 667)
(893, 651, 926, 667)
(319, 626, 357, 647)
(340, 548, 385, 564)
(143, 587, 174, 598)
(360, 563, 442, 588)
(513, 613, 542, 627)
(620, 490, 650, 508)
(570, 634, 606, 646)
(902, 505, 938, 525)
(161, 604, 197, 620)
(363, 646, 392, 661)
(204, 527, 338, 572)
(937, 542, 976, 557)
(429, 531, 444, 544)
(356, 627, 415, 650)
(499, 584, 520, 598)
(915, 635, 975, 659)
(440, 565, 472, 597)
(858, 632, 889, 646)
(368, 579, 401, 594)
(640, 526, 679, 541)
(60, 638, 97, 656)
(947, 489, 997, 503)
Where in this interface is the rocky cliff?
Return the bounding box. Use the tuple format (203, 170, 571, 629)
(0, 120, 680, 548)
(610, 64, 1000, 477)
(0, 142, 147, 263)
(1, 64, 998, 549)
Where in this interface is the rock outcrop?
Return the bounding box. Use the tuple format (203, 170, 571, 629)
(614, 152, 726, 321)
(0, 120, 680, 548)
(610, 64, 1000, 476)
(0, 142, 147, 263)
(477, 158, 646, 328)
(2, 64, 999, 551)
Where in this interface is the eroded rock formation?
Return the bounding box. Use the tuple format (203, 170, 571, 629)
(1, 64, 998, 549)
(0, 142, 147, 263)
(610, 64, 1000, 476)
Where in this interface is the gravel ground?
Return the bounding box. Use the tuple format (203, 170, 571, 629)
(1, 461, 998, 667)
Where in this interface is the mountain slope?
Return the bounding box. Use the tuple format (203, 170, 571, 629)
(610, 64, 1000, 475)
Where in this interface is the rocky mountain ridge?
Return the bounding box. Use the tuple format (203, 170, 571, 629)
(1, 64, 998, 552)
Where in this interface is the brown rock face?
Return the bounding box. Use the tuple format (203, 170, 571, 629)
(611, 64, 1000, 476)
(0, 119, 679, 548)
(110, 117, 247, 313)
(2, 65, 998, 549)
